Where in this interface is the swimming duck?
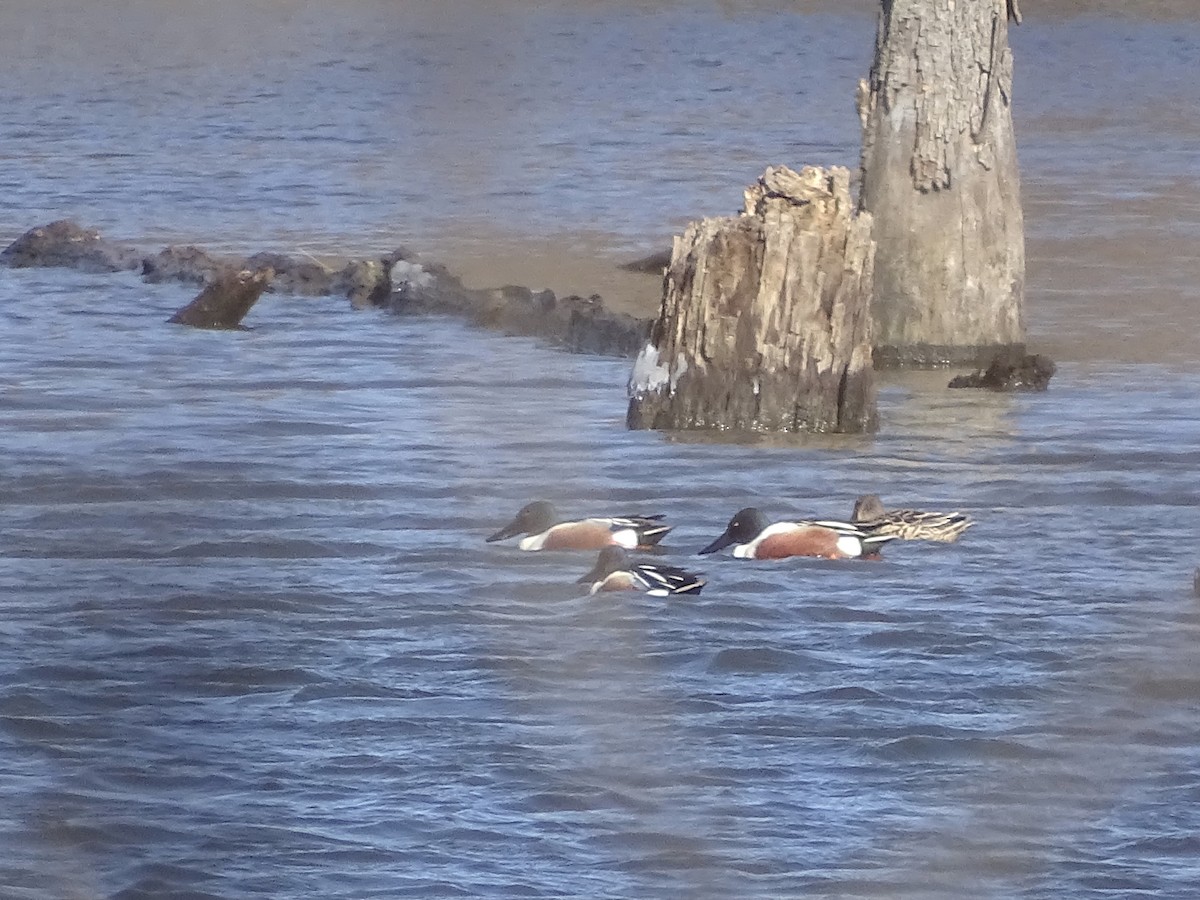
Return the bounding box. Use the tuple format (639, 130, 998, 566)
(699, 507, 897, 560)
(851, 494, 973, 543)
(486, 500, 672, 551)
(576, 547, 705, 596)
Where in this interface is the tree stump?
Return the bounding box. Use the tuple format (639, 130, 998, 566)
(858, 0, 1025, 367)
(167, 267, 273, 329)
(627, 165, 877, 434)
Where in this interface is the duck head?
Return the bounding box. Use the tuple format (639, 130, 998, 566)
(851, 494, 887, 522)
(486, 500, 558, 543)
(698, 507, 770, 555)
(576, 546, 630, 584)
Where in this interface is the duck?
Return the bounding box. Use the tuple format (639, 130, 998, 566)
(698, 507, 897, 560)
(850, 494, 973, 543)
(576, 547, 705, 596)
(486, 500, 671, 551)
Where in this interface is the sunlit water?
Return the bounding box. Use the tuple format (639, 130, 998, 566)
(3, 3, 1200, 898)
(3, 269, 1200, 898)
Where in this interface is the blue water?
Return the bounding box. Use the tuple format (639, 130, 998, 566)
(3, 3, 1200, 898)
(0, 3, 870, 255)
(3, 266, 1199, 898)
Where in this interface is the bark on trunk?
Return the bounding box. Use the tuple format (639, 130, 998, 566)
(858, 0, 1025, 367)
(627, 165, 877, 434)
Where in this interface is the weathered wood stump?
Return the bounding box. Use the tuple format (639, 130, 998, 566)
(168, 267, 274, 329)
(858, 0, 1025, 367)
(627, 165, 877, 433)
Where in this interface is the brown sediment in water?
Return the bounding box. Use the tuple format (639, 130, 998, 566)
(423, 170, 1200, 369)
(426, 177, 1200, 369)
(1003, 0, 1200, 18)
(423, 232, 667, 322)
(391, 0, 1200, 364)
(6, 0, 1195, 365)
(1025, 179, 1200, 367)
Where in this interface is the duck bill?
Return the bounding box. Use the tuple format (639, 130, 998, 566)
(485, 518, 522, 543)
(698, 530, 735, 555)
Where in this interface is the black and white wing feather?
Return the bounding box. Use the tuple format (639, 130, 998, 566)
(607, 513, 672, 547)
(631, 562, 706, 596)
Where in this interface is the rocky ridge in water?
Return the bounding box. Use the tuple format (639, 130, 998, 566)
(1, 220, 651, 356)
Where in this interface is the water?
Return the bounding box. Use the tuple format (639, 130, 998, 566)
(3, 3, 1200, 898)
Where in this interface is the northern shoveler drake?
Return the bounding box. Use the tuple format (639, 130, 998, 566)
(698, 507, 897, 560)
(485, 500, 672, 551)
(576, 547, 705, 596)
(850, 494, 974, 543)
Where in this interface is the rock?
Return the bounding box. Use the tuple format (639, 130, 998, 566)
(388, 260, 474, 315)
(146, 245, 407, 307)
(167, 267, 274, 329)
(333, 259, 391, 309)
(338, 249, 413, 309)
(2, 219, 648, 353)
(385, 263, 650, 357)
(246, 251, 336, 296)
(1, 219, 142, 272)
(143, 245, 235, 284)
(948, 347, 1056, 391)
(619, 249, 672, 274)
(561, 295, 650, 356)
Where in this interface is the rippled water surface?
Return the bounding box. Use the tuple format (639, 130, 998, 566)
(4, 271, 1200, 898)
(3, 2, 1200, 898)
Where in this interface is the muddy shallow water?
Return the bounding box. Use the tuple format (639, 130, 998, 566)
(2, 3, 1200, 898)
(4, 0, 1198, 363)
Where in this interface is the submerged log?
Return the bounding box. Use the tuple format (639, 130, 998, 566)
(627, 165, 877, 433)
(168, 267, 274, 329)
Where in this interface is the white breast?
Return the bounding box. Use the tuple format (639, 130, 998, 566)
(518, 532, 549, 551)
(835, 534, 864, 557)
(610, 528, 639, 549)
(733, 522, 795, 558)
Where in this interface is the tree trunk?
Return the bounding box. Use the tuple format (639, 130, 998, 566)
(858, 0, 1025, 367)
(627, 165, 877, 434)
